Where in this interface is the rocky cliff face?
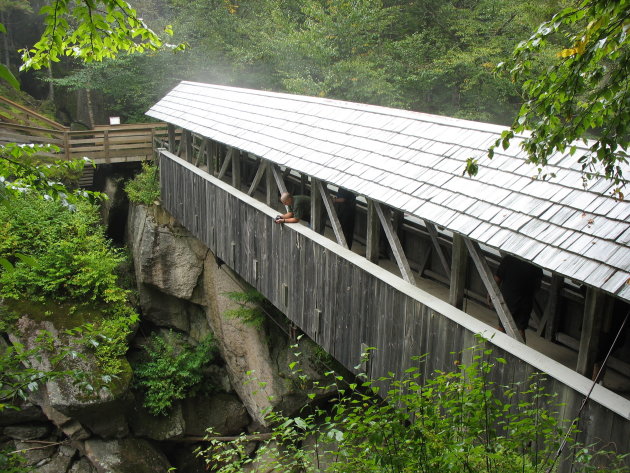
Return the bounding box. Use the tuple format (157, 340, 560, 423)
(1, 201, 328, 472)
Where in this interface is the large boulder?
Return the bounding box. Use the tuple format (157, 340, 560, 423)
(9, 313, 132, 439)
(84, 438, 171, 473)
(127, 205, 207, 301)
(136, 283, 208, 339)
(128, 402, 185, 441)
(202, 260, 332, 426)
(181, 393, 249, 437)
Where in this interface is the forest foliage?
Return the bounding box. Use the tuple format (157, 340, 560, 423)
(199, 342, 628, 473)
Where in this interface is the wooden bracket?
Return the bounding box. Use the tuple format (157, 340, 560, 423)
(247, 158, 267, 196)
(315, 180, 348, 248)
(464, 238, 523, 342)
(373, 201, 416, 285)
(425, 221, 451, 276)
(218, 147, 234, 179)
(271, 165, 288, 194)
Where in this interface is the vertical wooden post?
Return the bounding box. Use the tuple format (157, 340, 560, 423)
(300, 174, 307, 195)
(366, 199, 380, 263)
(150, 127, 156, 160)
(183, 130, 192, 162)
(63, 131, 70, 161)
(310, 177, 324, 234)
(103, 130, 110, 164)
(232, 150, 241, 190)
(576, 287, 606, 376)
(167, 124, 176, 153)
(449, 233, 468, 310)
(539, 275, 563, 340)
(265, 162, 274, 206)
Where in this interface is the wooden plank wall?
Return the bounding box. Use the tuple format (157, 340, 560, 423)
(159, 150, 630, 471)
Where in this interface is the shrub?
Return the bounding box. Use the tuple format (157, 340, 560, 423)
(0, 194, 128, 304)
(125, 162, 160, 205)
(134, 331, 219, 416)
(199, 343, 629, 473)
(0, 193, 138, 377)
(222, 291, 267, 328)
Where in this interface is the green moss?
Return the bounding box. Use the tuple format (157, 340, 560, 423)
(3, 298, 92, 329)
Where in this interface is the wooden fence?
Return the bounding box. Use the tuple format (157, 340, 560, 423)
(159, 149, 630, 472)
(0, 121, 169, 163)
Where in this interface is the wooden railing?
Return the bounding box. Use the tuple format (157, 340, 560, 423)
(0, 121, 170, 163)
(0, 96, 66, 130)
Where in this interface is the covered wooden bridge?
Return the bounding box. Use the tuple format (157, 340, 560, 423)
(147, 81, 630, 466)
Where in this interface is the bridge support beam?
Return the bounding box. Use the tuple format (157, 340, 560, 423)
(373, 201, 415, 285)
(425, 221, 451, 277)
(310, 178, 325, 234)
(315, 180, 348, 248)
(167, 124, 176, 154)
(577, 287, 609, 377)
(464, 238, 523, 342)
(366, 199, 380, 264)
(449, 233, 468, 310)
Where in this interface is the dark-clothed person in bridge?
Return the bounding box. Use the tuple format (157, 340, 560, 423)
(275, 192, 311, 224)
(494, 254, 543, 344)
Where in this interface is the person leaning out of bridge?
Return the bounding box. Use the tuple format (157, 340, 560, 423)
(275, 192, 311, 225)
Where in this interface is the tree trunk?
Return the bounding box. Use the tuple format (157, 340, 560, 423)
(86, 88, 95, 128)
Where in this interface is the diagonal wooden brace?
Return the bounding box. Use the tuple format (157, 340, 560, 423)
(464, 238, 523, 342)
(373, 201, 416, 285)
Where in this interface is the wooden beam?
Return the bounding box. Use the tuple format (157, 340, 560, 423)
(464, 239, 523, 342)
(449, 233, 468, 310)
(366, 199, 380, 263)
(232, 149, 241, 190)
(195, 138, 208, 167)
(539, 275, 563, 340)
(576, 287, 607, 376)
(417, 245, 432, 277)
(217, 148, 233, 179)
(103, 130, 110, 164)
(300, 174, 307, 195)
(265, 162, 273, 206)
(271, 165, 287, 194)
(315, 180, 347, 248)
(167, 124, 176, 154)
(183, 130, 192, 162)
(247, 159, 267, 196)
(310, 177, 325, 234)
(374, 202, 416, 285)
(425, 221, 451, 276)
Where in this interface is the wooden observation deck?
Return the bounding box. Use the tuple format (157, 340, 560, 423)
(0, 96, 168, 164)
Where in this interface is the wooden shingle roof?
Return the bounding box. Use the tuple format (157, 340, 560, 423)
(147, 81, 630, 302)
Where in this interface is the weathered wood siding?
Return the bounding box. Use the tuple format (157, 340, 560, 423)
(159, 150, 630, 469)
